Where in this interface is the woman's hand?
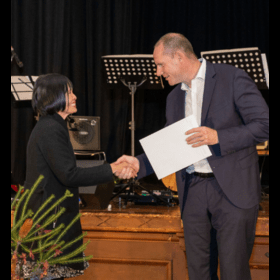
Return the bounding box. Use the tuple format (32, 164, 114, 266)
(110, 161, 138, 179)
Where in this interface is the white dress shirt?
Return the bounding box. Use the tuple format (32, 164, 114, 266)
(181, 58, 213, 174)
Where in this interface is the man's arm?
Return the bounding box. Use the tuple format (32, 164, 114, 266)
(217, 70, 269, 156)
(185, 69, 269, 154)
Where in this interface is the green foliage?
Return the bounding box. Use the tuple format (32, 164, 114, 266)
(11, 175, 93, 279)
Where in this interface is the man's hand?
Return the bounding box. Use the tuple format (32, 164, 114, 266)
(110, 161, 137, 179)
(114, 155, 140, 179)
(186, 127, 219, 147)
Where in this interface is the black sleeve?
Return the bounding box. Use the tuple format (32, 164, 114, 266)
(37, 122, 113, 187)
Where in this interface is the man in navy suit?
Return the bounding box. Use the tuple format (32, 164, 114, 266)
(117, 33, 269, 279)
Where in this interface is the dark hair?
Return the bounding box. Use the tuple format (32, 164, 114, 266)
(32, 73, 73, 116)
(154, 33, 197, 59)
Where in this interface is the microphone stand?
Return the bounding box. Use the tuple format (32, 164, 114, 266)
(11, 46, 24, 68)
(120, 78, 146, 157)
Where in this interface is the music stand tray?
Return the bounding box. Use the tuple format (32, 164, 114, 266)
(101, 54, 164, 89)
(11, 75, 39, 107)
(201, 47, 269, 90)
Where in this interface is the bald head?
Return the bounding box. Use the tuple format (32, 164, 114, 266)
(154, 33, 197, 60)
(153, 33, 201, 86)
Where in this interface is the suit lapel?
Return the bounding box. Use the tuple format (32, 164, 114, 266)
(169, 85, 185, 124)
(177, 87, 186, 120)
(201, 62, 216, 126)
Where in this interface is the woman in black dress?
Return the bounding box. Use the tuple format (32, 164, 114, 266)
(23, 73, 136, 279)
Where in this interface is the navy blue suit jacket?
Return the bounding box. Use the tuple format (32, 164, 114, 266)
(137, 61, 269, 210)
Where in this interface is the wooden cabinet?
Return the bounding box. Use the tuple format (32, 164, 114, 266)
(76, 206, 188, 280)
(67, 200, 269, 280)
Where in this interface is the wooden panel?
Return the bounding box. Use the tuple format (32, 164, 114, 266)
(250, 269, 269, 280)
(78, 258, 172, 280)
(85, 231, 180, 242)
(80, 210, 183, 233)
(250, 243, 269, 270)
(255, 217, 269, 237)
(66, 232, 188, 280)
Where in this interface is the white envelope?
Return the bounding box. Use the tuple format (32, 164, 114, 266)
(139, 115, 212, 179)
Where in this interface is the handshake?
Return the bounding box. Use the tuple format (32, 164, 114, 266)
(110, 155, 140, 179)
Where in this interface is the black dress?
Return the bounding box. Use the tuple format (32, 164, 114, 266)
(23, 113, 113, 278)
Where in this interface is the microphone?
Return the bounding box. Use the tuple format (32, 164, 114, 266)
(11, 46, 24, 68)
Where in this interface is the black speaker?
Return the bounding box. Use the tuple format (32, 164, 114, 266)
(67, 116, 100, 151)
(76, 153, 115, 210)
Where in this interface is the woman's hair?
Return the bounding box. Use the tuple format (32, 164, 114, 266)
(32, 73, 73, 116)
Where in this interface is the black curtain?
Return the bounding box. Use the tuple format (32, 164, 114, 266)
(11, 0, 269, 185)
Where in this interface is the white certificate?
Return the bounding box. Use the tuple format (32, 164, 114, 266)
(139, 115, 212, 179)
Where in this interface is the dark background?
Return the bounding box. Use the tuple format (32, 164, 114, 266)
(11, 0, 269, 186)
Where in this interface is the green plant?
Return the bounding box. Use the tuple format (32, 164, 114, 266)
(11, 175, 93, 279)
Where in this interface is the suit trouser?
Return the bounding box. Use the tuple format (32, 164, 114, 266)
(181, 174, 259, 280)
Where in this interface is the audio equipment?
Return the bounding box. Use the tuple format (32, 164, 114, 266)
(67, 116, 100, 151)
(76, 153, 115, 210)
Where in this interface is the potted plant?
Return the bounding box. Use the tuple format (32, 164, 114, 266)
(11, 175, 93, 279)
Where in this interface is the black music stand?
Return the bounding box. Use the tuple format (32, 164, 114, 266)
(101, 54, 170, 206)
(201, 47, 269, 90)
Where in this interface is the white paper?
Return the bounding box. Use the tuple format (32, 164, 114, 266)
(261, 53, 269, 89)
(139, 115, 212, 179)
(11, 76, 34, 101)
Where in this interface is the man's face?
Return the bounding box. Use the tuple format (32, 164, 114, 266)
(153, 44, 183, 86)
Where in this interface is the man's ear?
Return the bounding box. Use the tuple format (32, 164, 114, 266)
(174, 50, 184, 62)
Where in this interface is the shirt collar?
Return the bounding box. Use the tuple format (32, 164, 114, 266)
(181, 58, 206, 91)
